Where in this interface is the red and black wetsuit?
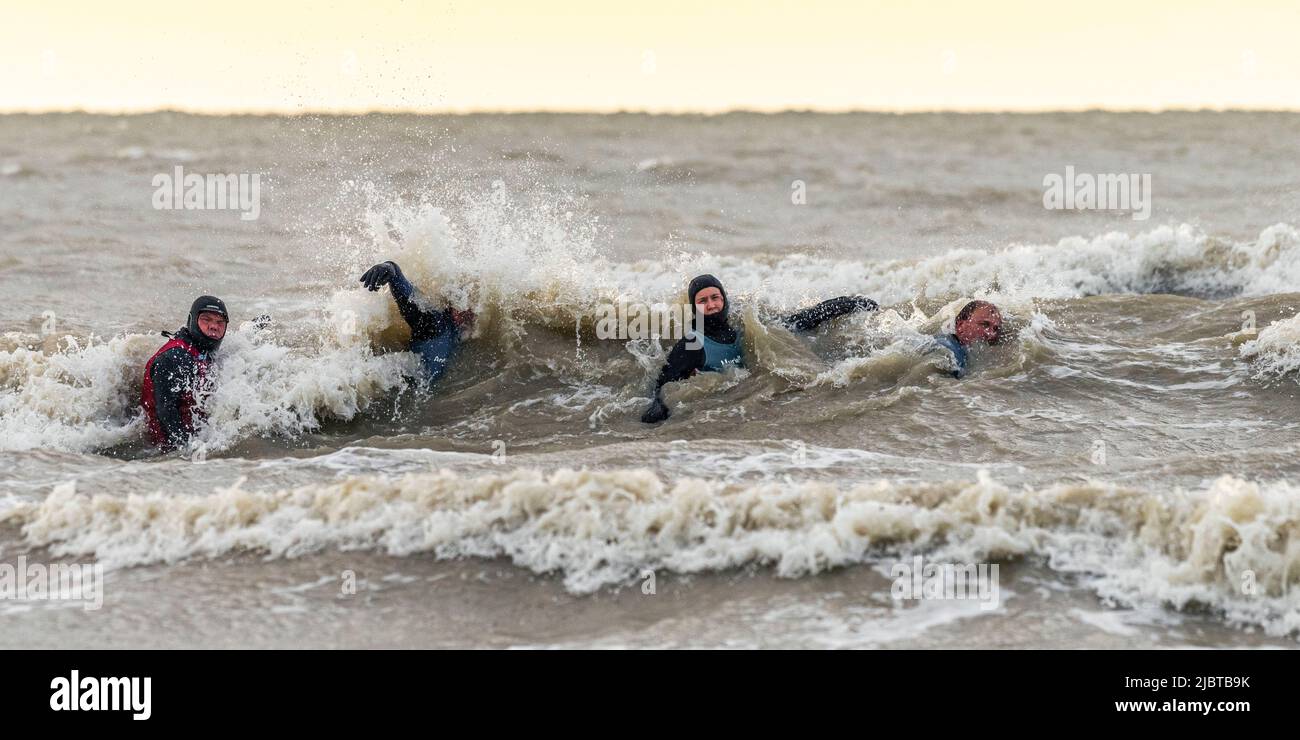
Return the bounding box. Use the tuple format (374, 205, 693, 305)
(140, 328, 211, 451)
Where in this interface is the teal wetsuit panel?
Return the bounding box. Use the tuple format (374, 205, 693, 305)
(692, 331, 744, 372)
(933, 334, 967, 378)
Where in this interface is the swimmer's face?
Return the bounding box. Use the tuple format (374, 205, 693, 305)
(956, 305, 1002, 346)
(694, 287, 725, 316)
(197, 311, 227, 340)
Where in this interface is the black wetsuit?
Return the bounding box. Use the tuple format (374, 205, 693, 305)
(148, 327, 208, 449)
(650, 295, 878, 390)
(642, 290, 877, 423)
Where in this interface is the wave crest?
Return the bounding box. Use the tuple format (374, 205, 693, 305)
(6, 468, 1297, 635)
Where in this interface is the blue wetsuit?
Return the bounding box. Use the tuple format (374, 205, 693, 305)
(933, 334, 968, 378)
(390, 272, 460, 382)
(361, 262, 462, 383)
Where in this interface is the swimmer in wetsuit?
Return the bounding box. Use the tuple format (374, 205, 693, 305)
(359, 261, 473, 383)
(640, 274, 878, 423)
(933, 300, 1002, 378)
(140, 296, 229, 452)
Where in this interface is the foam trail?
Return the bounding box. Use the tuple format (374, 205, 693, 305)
(343, 183, 1300, 335)
(1241, 311, 1300, 382)
(6, 470, 1297, 636)
(0, 333, 157, 452)
(0, 327, 422, 454)
(4, 215, 1299, 454)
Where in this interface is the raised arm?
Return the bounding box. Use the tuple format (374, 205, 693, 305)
(780, 295, 878, 333)
(641, 337, 706, 423)
(360, 261, 455, 341)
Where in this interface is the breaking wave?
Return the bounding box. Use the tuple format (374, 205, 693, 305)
(4, 469, 1296, 636)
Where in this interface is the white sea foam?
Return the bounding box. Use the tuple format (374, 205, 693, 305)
(4, 216, 1298, 453)
(348, 183, 1300, 330)
(0, 333, 156, 452)
(6, 470, 1297, 636)
(1240, 311, 1300, 382)
(0, 328, 421, 454)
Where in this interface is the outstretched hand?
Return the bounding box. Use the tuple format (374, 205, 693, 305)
(360, 261, 401, 291)
(641, 398, 671, 424)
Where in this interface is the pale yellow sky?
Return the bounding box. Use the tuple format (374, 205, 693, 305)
(3, 0, 1299, 112)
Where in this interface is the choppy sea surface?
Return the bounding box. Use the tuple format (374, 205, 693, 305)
(2, 111, 1299, 647)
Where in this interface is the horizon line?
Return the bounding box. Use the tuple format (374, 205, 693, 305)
(5, 104, 1300, 117)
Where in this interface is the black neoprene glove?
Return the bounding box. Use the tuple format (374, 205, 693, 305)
(641, 397, 671, 424)
(359, 261, 404, 291)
